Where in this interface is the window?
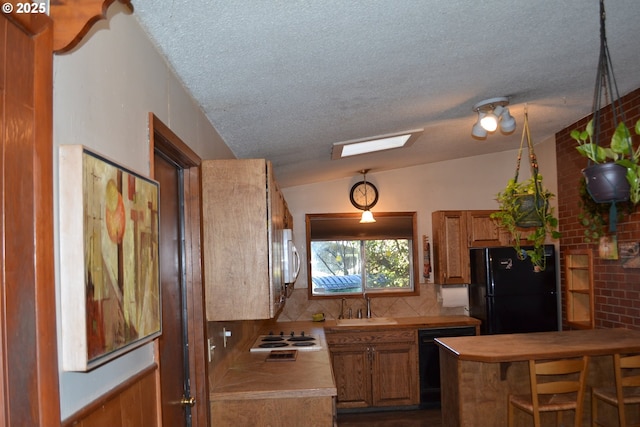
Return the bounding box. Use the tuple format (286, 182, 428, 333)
(306, 212, 419, 298)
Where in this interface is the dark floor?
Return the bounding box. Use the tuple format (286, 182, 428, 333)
(336, 408, 442, 427)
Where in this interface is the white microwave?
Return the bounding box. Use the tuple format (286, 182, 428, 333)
(282, 229, 300, 284)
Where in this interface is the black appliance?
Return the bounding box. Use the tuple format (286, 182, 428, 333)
(418, 326, 476, 408)
(468, 245, 558, 335)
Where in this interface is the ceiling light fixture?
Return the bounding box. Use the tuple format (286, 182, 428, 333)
(331, 129, 423, 160)
(358, 169, 376, 223)
(471, 97, 516, 139)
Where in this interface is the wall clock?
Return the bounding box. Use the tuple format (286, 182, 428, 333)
(349, 181, 379, 210)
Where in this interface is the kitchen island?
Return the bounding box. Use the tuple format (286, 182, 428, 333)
(436, 328, 640, 427)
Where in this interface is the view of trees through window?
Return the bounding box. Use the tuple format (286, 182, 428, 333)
(310, 239, 411, 295)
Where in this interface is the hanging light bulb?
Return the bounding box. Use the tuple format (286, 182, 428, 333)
(471, 112, 488, 138)
(360, 210, 376, 223)
(480, 112, 499, 132)
(359, 170, 375, 223)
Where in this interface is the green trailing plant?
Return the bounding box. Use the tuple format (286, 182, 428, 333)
(577, 178, 634, 243)
(491, 174, 561, 271)
(571, 118, 640, 204)
(491, 109, 560, 271)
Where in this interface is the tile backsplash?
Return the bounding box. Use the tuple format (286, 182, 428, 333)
(277, 283, 467, 322)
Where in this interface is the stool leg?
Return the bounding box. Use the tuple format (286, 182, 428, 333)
(508, 401, 514, 427)
(592, 390, 598, 427)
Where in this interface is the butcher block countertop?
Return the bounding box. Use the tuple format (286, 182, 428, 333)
(209, 321, 336, 401)
(436, 328, 640, 363)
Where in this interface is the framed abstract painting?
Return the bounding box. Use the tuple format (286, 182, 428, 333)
(59, 145, 161, 371)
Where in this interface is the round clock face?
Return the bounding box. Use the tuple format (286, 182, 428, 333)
(349, 181, 379, 210)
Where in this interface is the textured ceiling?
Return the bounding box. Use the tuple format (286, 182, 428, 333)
(133, 0, 640, 187)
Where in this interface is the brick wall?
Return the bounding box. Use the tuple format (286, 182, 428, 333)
(556, 87, 640, 330)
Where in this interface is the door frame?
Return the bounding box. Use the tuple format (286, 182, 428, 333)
(149, 113, 208, 427)
(1, 6, 61, 426)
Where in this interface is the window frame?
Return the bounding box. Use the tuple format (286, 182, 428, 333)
(306, 212, 420, 300)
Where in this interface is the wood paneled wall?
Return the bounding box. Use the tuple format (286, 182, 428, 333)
(61, 364, 159, 427)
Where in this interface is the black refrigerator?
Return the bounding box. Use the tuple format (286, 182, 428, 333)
(468, 245, 559, 335)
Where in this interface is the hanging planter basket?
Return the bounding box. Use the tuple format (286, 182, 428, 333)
(491, 108, 561, 271)
(514, 193, 546, 228)
(571, 0, 640, 233)
(582, 162, 630, 203)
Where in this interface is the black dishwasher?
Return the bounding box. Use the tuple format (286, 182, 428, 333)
(418, 326, 476, 408)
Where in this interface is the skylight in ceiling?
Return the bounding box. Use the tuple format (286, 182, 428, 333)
(331, 129, 423, 160)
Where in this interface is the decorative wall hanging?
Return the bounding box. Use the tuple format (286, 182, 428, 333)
(491, 108, 561, 271)
(59, 146, 161, 371)
(620, 242, 640, 269)
(571, 0, 640, 233)
(598, 235, 618, 260)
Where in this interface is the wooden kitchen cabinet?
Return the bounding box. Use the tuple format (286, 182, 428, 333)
(466, 210, 510, 247)
(328, 345, 371, 408)
(326, 329, 419, 409)
(565, 249, 594, 329)
(201, 159, 290, 320)
(431, 210, 509, 284)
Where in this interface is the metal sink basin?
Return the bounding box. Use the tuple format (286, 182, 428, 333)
(335, 317, 398, 326)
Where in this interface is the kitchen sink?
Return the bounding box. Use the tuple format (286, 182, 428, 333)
(335, 317, 398, 326)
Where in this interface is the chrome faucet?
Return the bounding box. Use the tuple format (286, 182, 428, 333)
(338, 298, 346, 319)
(366, 297, 372, 318)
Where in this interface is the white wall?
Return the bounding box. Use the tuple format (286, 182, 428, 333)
(282, 136, 559, 289)
(52, 3, 234, 419)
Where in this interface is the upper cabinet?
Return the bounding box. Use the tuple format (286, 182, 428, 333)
(432, 210, 508, 284)
(466, 210, 510, 247)
(201, 159, 289, 321)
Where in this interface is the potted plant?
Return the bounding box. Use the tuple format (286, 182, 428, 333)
(571, 118, 640, 234)
(577, 178, 635, 243)
(571, 119, 640, 205)
(491, 109, 560, 271)
(491, 174, 561, 271)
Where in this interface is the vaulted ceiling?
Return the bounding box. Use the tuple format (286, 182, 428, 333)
(133, 1, 640, 187)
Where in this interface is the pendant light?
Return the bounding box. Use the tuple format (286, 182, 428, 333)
(359, 170, 376, 223)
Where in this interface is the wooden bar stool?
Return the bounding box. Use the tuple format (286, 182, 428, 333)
(508, 355, 589, 427)
(592, 353, 640, 427)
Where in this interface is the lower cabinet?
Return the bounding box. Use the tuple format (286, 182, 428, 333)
(327, 329, 419, 409)
(210, 396, 335, 427)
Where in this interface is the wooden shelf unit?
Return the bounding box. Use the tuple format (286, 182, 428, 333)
(564, 249, 594, 329)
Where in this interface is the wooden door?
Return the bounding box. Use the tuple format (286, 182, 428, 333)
(151, 115, 208, 427)
(371, 342, 419, 407)
(0, 8, 60, 426)
(467, 210, 504, 247)
(432, 211, 469, 284)
(331, 345, 372, 408)
(155, 153, 190, 426)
